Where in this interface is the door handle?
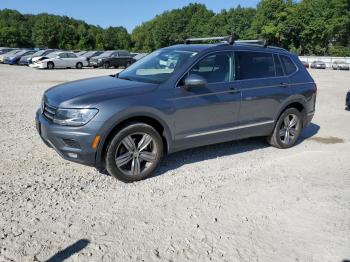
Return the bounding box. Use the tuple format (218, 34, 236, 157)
(229, 86, 240, 93)
(280, 82, 288, 87)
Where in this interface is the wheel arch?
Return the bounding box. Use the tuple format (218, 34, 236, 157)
(95, 113, 173, 170)
(275, 97, 307, 126)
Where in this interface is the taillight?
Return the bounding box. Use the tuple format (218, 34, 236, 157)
(313, 83, 317, 93)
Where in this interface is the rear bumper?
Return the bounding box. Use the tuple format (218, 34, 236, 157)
(35, 109, 98, 167)
(304, 111, 315, 127)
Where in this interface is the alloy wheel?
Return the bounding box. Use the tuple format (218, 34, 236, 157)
(115, 132, 157, 176)
(279, 114, 300, 145)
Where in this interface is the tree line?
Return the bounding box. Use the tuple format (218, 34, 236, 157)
(0, 0, 349, 56)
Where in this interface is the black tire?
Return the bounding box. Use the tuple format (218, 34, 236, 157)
(105, 123, 163, 182)
(93, 65, 98, 68)
(47, 62, 54, 70)
(267, 108, 303, 149)
(76, 62, 83, 69)
(103, 62, 110, 69)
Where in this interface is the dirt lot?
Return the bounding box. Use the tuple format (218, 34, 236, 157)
(0, 65, 349, 262)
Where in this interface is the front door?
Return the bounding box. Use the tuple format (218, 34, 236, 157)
(170, 52, 242, 150)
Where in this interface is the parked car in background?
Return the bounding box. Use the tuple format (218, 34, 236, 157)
(133, 53, 148, 61)
(0, 48, 16, 55)
(0, 49, 21, 63)
(332, 61, 349, 71)
(36, 37, 317, 182)
(79, 51, 104, 65)
(76, 51, 88, 57)
(89, 50, 135, 68)
(301, 61, 309, 68)
(311, 60, 326, 69)
(346, 91, 350, 110)
(19, 49, 57, 65)
(3, 49, 36, 65)
(29, 51, 88, 69)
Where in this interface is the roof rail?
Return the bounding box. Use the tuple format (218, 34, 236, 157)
(185, 36, 234, 45)
(184, 36, 269, 48)
(235, 39, 268, 47)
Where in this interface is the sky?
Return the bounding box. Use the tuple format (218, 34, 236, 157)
(0, 0, 260, 32)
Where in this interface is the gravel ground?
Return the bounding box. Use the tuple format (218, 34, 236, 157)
(0, 65, 349, 262)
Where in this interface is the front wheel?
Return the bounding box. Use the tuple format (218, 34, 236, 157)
(105, 123, 163, 182)
(76, 62, 83, 69)
(47, 62, 55, 70)
(267, 108, 303, 149)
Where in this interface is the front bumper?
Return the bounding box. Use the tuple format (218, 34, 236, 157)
(36, 109, 99, 167)
(30, 63, 46, 69)
(89, 60, 103, 67)
(18, 60, 29, 65)
(3, 59, 17, 65)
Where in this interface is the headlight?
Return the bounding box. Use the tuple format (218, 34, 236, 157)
(98, 58, 102, 62)
(53, 108, 98, 126)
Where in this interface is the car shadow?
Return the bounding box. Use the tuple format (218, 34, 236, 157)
(46, 239, 90, 262)
(150, 123, 320, 179)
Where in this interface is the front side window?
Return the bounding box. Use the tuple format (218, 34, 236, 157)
(235, 51, 275, 80)
(188, 52, 233, 83)
(118, 49, 198, 84)
(59, 53, 68, 59)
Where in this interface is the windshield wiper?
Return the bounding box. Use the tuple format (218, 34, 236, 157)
(118, 75, 132, 81)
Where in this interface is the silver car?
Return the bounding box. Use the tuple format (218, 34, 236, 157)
(332, 61, 350, 71)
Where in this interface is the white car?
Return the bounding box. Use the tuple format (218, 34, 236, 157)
(30, 51, 88, 69)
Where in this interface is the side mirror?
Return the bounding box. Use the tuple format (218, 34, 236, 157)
(184, 74, 207, 90)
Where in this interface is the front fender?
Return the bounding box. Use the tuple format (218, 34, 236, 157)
(94, 107, 174, 170)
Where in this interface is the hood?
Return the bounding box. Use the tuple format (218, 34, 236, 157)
(44, 75, 158, 108)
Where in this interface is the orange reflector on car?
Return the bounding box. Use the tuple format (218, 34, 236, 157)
(92, 135, 101, 150)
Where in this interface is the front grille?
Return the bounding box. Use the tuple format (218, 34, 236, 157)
(43, 102, 57, 121)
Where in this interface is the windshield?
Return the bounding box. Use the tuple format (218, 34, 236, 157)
(118, 49, 198, 84)
(46, 51, 60, 58)
(81, 51, 94, 57)
(31, 50, 46, 56)
(5, 50, 20, 56)
(95, 51, 115, 58)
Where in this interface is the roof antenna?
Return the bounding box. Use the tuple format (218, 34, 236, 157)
(229, 31, 235, 45)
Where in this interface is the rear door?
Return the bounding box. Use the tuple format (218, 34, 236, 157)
(171, 51, 242, 150)
(234, 51, 291, 138)
(67, 53, 78, 67)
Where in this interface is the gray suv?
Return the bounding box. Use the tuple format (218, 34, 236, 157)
(36, 37, 317, 182)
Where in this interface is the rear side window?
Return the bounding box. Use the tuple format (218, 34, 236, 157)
(274, 54, 284, 76)
(68, 53, 77, 58)
(280, 55, 297, 75)
(235, 51, 275, 80)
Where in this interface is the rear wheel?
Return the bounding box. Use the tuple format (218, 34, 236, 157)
(76, 62, 83, 69)
(47, 62, 54, 70)
(105, 123, 163, 182)
(103, 62, 110, 69)
(267, 108, 303, 149)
